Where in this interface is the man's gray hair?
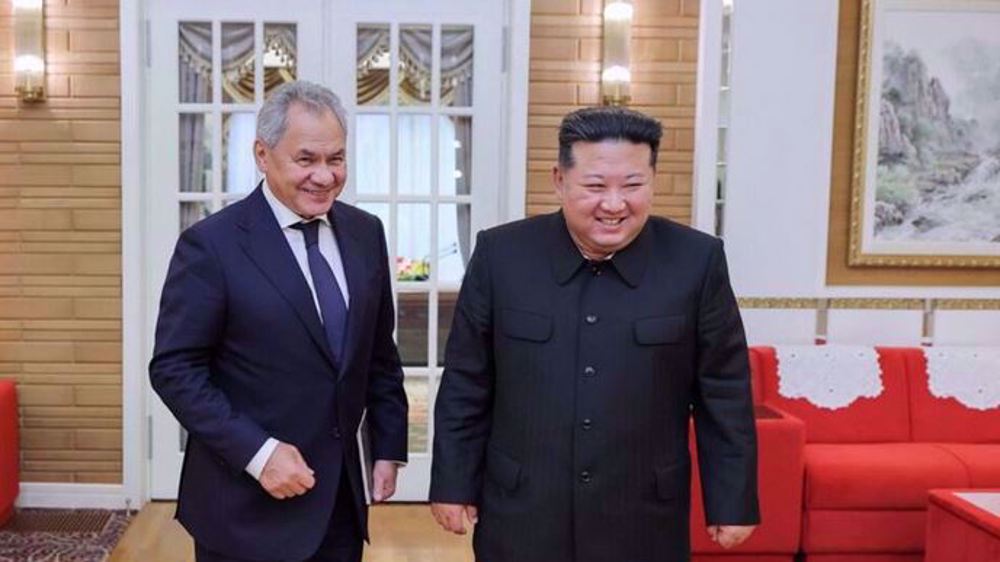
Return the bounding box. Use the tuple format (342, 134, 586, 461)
(256, 80, 349, 147)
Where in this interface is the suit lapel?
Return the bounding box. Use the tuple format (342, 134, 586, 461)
(237, 187, 339, 371)
(330, 202, 368, 383)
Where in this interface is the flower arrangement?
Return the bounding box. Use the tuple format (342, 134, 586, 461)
(396, 256, 430, 281)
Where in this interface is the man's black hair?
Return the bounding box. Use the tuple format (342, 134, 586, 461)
(557, 106, 663, 168)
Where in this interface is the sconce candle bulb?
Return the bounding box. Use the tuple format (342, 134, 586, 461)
(601, 0, 633, 106)
(13, 0, 46, 103)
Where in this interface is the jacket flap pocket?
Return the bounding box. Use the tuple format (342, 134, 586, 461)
(634, 314, 686, 345)
(654, 460, 689, 501)
(501, 308, 553, 343)
(486, 445, 522, 492)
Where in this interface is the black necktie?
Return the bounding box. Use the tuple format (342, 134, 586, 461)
(292, 220, 348, 364)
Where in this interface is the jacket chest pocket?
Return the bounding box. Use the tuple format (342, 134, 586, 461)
(501, 308, 553, 343)
(634, 314, 687, 345)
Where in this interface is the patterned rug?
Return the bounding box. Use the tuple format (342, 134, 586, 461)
(0, 509, 132, 562)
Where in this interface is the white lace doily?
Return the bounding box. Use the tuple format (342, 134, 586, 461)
(775, 346, 884, 410)
(924, 347, 1000, 411)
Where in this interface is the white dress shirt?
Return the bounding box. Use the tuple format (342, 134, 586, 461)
(245, 181, 351, 480)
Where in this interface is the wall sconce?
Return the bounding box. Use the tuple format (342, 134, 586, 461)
(601, 0, 633, 106)
(13, 0, 46, 103)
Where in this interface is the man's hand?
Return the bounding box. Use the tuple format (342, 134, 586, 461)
(260, 442, 315, 500)
(431, 503, 478, 535)
(707, 525, 756, 549)
(372, 460, 399, 502)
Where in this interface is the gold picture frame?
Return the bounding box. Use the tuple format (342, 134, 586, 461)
(849, 0, 1000, 268)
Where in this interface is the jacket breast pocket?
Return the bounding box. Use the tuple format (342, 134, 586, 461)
(501, 308, 553, 343)
(634, 314, 686, 345)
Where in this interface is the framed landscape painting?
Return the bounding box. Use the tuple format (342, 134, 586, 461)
(849, 0, 1000, 267)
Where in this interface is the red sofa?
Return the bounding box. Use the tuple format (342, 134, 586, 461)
(0, 379, 18, 527)
(689, 347, 807, 562)
(753, 345, 1000, 562)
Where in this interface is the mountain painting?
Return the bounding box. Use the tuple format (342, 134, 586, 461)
(855, 2, 1000, 265)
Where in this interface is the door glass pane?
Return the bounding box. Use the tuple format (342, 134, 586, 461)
(222, 22, 255, 104)
(179, 113, 212, 193)
(437, 291, 458, 365)
(398, 292, 429, 366)
(441, 25, 473, 107)
(179, 22, 212, 103)
(438, 203, 470, 284)
(398, 115, 432, 196)
(440, 116, 471, 196)
(223, 112, 257, 194)
(399, 25, 432, 106)
(397, 204, 431, 281)
(356, 202, 390, 228)
(180, 201, 212, 231)
(405, 376, 429, 453)
(357, 24, 390, 106)
(355, 114, 390, 195)
(264, 23, 297, 98)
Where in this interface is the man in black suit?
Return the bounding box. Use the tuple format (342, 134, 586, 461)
(430, 107, 759, 562)
(150, 81, 407, 562)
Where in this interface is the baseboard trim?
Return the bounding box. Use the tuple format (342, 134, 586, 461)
(16, 483, 136, 510)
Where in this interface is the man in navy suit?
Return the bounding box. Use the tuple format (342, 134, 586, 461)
(150, 81, 407, 562)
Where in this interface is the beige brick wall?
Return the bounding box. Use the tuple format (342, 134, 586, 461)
(0, 0, 695, 485)
(526, 0, 699, 222)
(0, 0, 122, 484)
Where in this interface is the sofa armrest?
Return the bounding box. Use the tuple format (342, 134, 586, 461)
(690, 404, 806, 554)
(0, 379, 19, 526)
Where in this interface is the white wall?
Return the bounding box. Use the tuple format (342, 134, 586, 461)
(723, 0, 840, 298)
(697, 0, 1000, 345)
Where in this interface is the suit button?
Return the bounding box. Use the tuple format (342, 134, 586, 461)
(580, 470, 592, 483)
(583, 366, 596, 377)
(330, 427, 341, 439)
(581, 419, 592, 431)
(585, 314, 598, 325)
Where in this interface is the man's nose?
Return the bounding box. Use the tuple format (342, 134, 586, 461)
(601, 191, 626, 212)
(311, 165, 335, 185)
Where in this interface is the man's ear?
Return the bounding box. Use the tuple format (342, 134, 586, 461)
(552, 164, 565, 203)
(253, 139, 268, 173)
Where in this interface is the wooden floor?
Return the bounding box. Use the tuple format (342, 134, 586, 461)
(109, 502, 472, 562)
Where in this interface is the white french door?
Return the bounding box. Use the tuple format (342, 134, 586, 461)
(329, 0, 504, 503)
(145, 0, 505, 501)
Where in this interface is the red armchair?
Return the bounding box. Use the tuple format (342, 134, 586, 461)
(690, 405, 806, 562)
(689, 348, 807, 562)
(0, 379, 18, 527)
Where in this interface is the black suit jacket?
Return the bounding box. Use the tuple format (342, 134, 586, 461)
(149, 187, 407, 561)
(431, 212, 759, 562)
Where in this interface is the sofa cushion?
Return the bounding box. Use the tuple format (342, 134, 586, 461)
(935, 444, 1000, 486)
(755, 346, 911, 443)
(802, 509, 926, 553)
(804, 443, 968, 510)
(906, 348, 1000, 443)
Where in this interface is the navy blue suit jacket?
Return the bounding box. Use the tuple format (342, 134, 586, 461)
(149, 186, 407, 561)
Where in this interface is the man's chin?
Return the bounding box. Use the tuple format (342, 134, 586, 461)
(295, 197, 336, 217)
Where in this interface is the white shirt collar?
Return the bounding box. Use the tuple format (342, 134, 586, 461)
(261, 179, 332, 229)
